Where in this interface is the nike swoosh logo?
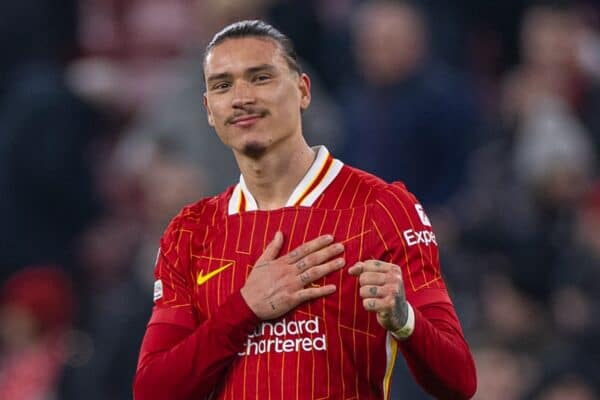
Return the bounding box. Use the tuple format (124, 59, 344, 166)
(197, 262, 234, 286)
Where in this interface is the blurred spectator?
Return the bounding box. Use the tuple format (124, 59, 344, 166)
(53, 3, 209, 398)
(59, 214, 151, 400)
(504, 3, 600, 155)
(479, 274, 547, 344)
(513, 96, 594, 203)
(59, 136, 206, 400)
(453, 4, 600, 396)
(338, 0, 481, 208)
(0, 0, 78, 95)
(0, 63, 104, 280)
(0, 266, 75, 400)
(306, 0, 359, 91)
(69, 0, 195, 115)
(457, 2, 597, 301)
(534, 374, 598, 400)
(0, 1, 102, 281)
(547, 183, 600, 382)
(473, 345, 539, 400)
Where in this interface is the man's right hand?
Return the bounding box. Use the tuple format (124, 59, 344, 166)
(240, 232, 345, 320)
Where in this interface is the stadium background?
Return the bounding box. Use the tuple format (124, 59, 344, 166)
(1, 0, 599, 398)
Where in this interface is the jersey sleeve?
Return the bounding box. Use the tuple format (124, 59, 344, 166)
(370, 182, 451, 308)
(149, 214, 199, 330)
(370, 182, 477, 399)
(134, 212, 261, 400)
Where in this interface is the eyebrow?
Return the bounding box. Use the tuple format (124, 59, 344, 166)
(206, 64, 277, 83)
(245, 64, 277, 75)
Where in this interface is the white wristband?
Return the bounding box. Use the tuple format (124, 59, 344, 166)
(390, 302, 415, 340)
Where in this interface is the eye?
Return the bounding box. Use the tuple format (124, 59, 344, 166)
(253, 74, 272, 83)
(212, 82, 231, 91)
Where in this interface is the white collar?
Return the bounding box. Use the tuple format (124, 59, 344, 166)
(228, 146, 344, 215)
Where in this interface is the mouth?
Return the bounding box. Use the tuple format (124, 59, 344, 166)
(228, 113, 265, 127)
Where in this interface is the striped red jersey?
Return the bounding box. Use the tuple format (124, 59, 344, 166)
(139, 146, 459, 399)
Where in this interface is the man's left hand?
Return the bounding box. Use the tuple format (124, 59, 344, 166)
(348, 260, 409, 334)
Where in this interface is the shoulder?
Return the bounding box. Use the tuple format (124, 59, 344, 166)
(341, 165, 418, 209)
(339, 164, 387, 193)
(374, 181, 418, 206)
(163, 186, 235, 235)
(332, 164, 424, 210)
(321, 164, 389, 208)
(371, 181, 433, 228)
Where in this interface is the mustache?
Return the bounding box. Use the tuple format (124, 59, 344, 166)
(226, 107, 269, 125)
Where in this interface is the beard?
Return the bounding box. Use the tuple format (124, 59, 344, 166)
(242, 140, 269, 159)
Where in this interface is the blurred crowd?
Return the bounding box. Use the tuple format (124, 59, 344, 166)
(1, 0, 600, 399)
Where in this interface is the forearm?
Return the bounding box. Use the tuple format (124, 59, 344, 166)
(133, 291, 260, 400)
(398, 302, 477, 399)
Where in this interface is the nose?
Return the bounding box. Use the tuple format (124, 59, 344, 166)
(231, 81, 256, 109)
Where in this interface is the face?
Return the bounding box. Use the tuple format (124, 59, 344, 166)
(203, 37, 311, 158)
(354, 3, 425, 86)
(521, 8, 578, 71)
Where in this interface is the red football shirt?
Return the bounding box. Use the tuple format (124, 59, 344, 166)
(135, 146, 475, 399)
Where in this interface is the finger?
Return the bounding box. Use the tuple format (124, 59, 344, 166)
(360, 260, 393, 272)
(295, 284, 337, 303)
(359, 285, 386, 298)
(348, 262, 364, 276)
(358, 271, 387, 286)
(298, 257, 345, 285)
(285, 234, 334, 263)
(295, 243, 344, 272)
(362, 298, 385, 312)
(256, 231, 284, 263)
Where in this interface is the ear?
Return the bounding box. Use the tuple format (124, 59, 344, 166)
(298, 73, 311, 110)
(203, 93, 215, 127)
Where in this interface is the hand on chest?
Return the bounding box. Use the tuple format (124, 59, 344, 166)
(193, 207, 377, 326)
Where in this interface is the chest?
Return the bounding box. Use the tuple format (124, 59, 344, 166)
(191, 207, 377, 325)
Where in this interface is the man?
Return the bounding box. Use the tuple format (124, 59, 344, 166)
(339, 0, 479, 208)
(134, 20, 476, 399)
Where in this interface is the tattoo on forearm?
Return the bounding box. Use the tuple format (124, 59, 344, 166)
(391, 292, 409, 328)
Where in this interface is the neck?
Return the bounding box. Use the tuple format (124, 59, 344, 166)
(234, 136, 315, 210)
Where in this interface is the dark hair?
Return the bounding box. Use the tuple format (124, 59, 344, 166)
(204, 20, 302, 75)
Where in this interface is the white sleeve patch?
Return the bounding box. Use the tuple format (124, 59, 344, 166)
(153, 279, 163, 302)
(414, 204, 431, 227)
